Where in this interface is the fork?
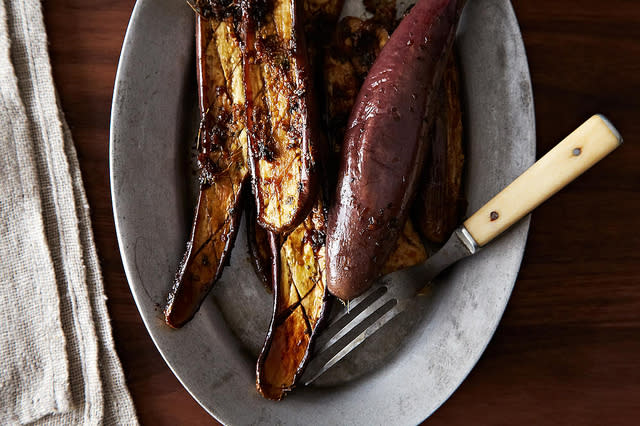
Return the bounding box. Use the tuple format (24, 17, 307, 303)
(301, 115, 622, 385)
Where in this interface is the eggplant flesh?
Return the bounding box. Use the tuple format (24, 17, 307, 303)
(414, 53, 466, 243)
(303, 0, 345, 45)
(327, 0, 464, 301)
(382, 220, 427, 275)
(257, 201, 329, 400)
(165, 8, 248, 328)
(242, 0, 320, 234)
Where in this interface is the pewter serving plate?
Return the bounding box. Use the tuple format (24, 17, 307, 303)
(110, 0, 535, 423)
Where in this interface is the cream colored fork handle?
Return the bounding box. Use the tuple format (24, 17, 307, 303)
(463, 115, 622, 247)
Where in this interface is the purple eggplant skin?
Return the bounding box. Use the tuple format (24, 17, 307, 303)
(246, 199, 273, 291)
(327, 0, 466, 301)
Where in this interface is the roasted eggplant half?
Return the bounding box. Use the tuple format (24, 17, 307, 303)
(242, 0, 321, 234)
(414, 53, 466, 243)
(165, 7, 248, 328)
(246, 0, 343, 291)
(324, 16, 428, 273)
(327, 0, 465, 301)
(256, 200, 329, 400)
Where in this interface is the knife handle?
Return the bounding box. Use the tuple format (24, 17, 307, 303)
(463, 114, 622, 247)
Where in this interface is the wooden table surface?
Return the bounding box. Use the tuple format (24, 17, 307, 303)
(43, 1, 640, 424)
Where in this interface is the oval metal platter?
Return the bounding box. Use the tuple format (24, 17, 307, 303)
(110, 0, 535, 423)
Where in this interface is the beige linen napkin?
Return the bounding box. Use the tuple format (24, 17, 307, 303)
(0, 0, 138, 424)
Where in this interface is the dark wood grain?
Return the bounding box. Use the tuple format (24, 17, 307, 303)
(43, 1, 640, 424)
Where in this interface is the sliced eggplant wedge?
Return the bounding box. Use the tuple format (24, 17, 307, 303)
(246, 0, 343, 291)
(242, 0, 321, 234)
(414, 53, 466, 243)
(257, 200, 329, 400)
(165, 8, 248, 328)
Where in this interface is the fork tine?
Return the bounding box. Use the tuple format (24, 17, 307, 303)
(313, 285, 388, 352)
(303, 299, 404, 385)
